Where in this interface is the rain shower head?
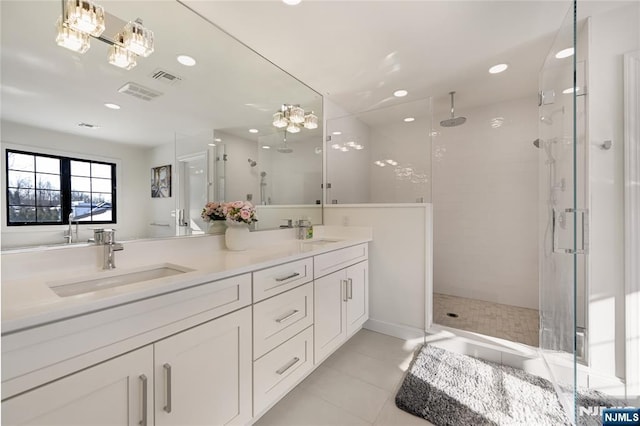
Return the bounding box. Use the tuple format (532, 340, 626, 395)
(248, 158, 257, 167)
(277, 145, 293, 154)
(440, 91, 466, 127)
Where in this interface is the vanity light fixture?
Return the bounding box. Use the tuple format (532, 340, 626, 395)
(283, 0, 302, 5)
(262, 145, 271, 149)
(56, 17, 91, 53)
(108, 34, 137, 70)
(122, 19, 154, 57)
(63, 0, 105, 37)
(177, 55, 196, 66)
(393, 89, 408, 98)
(272, 104, 318, 133)
(488, 63, 508, 74)
(104, 103, 121, 110)
(332, 131, 342, 135)
(403, 117, 415, 122)
(555, 47, 574, 59)
(208, 143, 216, 147)
(55, 2, 154, 71)
(249, 128, 259, 134)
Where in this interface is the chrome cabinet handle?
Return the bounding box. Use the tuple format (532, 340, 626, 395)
(163, 363, 172, 413)
(276, 357, 300, 375)
(139, 374, 148, 426)
(342, 280, 348, 302)
(347, 278, 353, 300)
(276, 309, 300, 323)
(275, 272, 300, 282)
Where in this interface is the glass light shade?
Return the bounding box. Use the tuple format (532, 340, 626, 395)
(286, 123, 301, 133)
(289, 106, 305, 124)
(56, 18, 90, 53)
(122, 21, 154, 57)
(272, 112, 288, 128)
(108, 44, 137, 70)
(64, 0, 105, 37)
(303, 112, 318, 129)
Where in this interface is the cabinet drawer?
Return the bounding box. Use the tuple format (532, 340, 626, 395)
(314, 244, 368, 279)
(253, 326, 313, 416)
(253, 283, 313, 359)
(253, 258, 313, 302)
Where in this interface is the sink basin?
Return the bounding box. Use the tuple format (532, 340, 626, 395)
(48, 263, 193, 297)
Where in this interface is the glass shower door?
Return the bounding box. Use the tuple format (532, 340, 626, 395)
(538, 1, 583, 422)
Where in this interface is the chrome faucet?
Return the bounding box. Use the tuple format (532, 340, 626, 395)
(102, 229, 124, 270)
(64, 212, 78, 243)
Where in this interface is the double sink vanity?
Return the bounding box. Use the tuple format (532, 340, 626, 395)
(1, 226, 372, 425)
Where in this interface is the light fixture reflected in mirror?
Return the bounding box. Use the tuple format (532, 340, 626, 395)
(272, 104, 318, 132)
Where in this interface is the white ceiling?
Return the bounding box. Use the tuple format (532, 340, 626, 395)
(183, 0, 575, 116)
(2, 0, 630, 147)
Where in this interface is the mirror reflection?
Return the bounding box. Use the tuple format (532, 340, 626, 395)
(0, 0, 323, 250)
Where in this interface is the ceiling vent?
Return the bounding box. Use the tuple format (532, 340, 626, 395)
(150, 69, 183, 86)
(117, 82, 163, 101)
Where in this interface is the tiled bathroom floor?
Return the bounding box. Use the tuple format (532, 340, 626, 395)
(433, 293, 539, 347)
(254, 329, 433, 426)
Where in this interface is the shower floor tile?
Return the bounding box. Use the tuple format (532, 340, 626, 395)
(433, 293, 539, 347)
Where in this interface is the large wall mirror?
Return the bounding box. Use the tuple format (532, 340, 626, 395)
(0, 0, 323, 250)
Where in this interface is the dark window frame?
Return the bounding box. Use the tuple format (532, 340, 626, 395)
(5, 149, 117, 226)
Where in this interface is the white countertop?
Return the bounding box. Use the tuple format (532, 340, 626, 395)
(1, 227, 372, 334)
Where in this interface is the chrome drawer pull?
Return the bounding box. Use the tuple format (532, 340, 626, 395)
(275, 272, 300, 282)
(347, 278, 353, 300)
(276, 309, 300, 323)
(276, 357, 301, 375)
(139, 374, 148, 426)
(342, 280, 348, 302)
(163, 363, 172, 413)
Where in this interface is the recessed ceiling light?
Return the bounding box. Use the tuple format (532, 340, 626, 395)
(177, 55, 196, 66)
(104, 103, 120, 110)
(393, 89, 408, 97)
(214, 138, 222, 142)
(403, 117, 415, 122)
(249, 128, 259, 133)
(562, 86, 580, 94)
(332, 131, 342, 135)
(555, 47, 574, 59)
(283, 0, 301, 4)
(488, 63, 508, 74)
(262, 145, 271, 149)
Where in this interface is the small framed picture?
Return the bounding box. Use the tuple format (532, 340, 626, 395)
(151, 165, 171, 198)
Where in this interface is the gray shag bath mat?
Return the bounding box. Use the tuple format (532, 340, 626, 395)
(395, 344, 619, 426)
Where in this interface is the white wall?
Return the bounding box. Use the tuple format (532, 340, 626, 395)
(587, 2, 639, 379)
(324, 205, 431, 339)
(369, 118, 431, 203)
(325, 115, 371, 204)
(1, 120, 151, 248)
(432, 96, 539, 310)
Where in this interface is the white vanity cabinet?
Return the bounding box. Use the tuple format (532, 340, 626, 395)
(314, 245, 369, 364)
(154, 307, 252, 426)
(2, 346, 154, 426)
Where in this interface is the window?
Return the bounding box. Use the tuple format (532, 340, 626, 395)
(6, 149, 116, 226)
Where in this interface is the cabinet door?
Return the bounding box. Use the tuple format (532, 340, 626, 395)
(346, 261, 369, 336)
(2, 346, 153, 426)
(314, 269, 347, 363)
(154, 307, 251, 426)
